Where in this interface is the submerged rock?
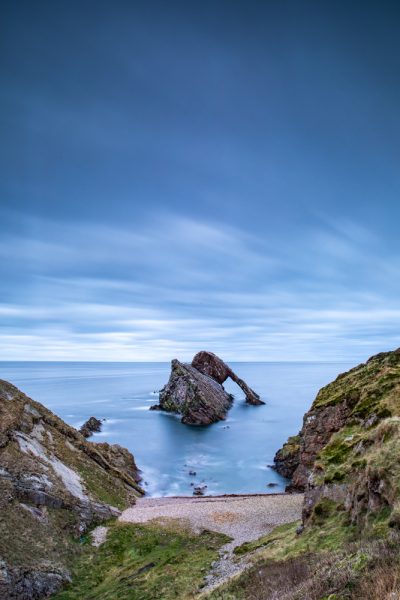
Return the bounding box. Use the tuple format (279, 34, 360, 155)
(0, 379, 144, 599)
(80, 416, 102, 438)
(151, 351, 263, 425)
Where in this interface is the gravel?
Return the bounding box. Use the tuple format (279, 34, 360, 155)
(120, 493, 303, 591)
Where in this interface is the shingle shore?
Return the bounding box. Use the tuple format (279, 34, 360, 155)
(120, 494, 303, 549)
(120, 493, 303, 591)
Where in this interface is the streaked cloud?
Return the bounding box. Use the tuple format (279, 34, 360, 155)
(0, 210, 399, 361)
(1, 2, 400, 362)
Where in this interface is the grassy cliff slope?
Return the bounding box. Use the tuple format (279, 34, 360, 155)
(0, 379, 144, 599)
(207, 348, 400, 599)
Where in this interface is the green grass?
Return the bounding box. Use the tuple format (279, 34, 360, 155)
(53, 521, 231, 600)
(311, 350, 400, 412)
(278, 435, 301, 458)
(234, 501, 355, 561)
(75, 462, 129, 510)
(208, 508, 359, 600)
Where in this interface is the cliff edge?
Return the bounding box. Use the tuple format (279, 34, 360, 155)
(0, 379, 144, 599)
(274, 347, 400, 528)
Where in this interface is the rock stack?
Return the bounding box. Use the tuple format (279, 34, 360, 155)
(151, 351, 264, 425)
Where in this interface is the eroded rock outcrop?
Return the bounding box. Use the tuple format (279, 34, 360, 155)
(192, 351, 264, 405)
(80, 416, 102, 438)
(151, 359, 234, 425)
(0, 379, 144, 599)
(151, 351, 263, 425)
(93, 442, 142, 483)
(274, 348, 400, 531)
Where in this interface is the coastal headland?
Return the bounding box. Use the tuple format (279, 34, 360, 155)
(2, 347, 400, 599)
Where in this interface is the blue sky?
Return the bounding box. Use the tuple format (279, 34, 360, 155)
(1, 1, 399, 361)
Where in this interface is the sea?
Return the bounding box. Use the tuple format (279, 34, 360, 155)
(0, 361, 353, 497)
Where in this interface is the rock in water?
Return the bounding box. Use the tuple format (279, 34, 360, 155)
(193, 485, 207, 496)
(151, 351, 263, 425)
(80, 416, 102, 438)
(0, 379, 144, 599)
(192, 351, 264, 405)
(153, 359, 233, 425)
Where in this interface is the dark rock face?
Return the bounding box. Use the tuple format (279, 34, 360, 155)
(93, 442, 141, 483)
(152, 351, 263, 425)
(274, 401, 351, 492)
(80, 416, 102, 438)
(273, 435, 301, 481)
(192, 351, 264, 405)
(191, 351, 230, 384)
(0, 564, 69, 600)
(0, 379, 144, 599)
(154, 360, 233, 425)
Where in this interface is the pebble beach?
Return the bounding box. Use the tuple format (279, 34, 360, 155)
(119, 493, 303, 590)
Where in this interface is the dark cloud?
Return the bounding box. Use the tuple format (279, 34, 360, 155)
(1, 1, 399, 359)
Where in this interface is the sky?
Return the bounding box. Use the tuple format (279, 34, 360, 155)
(1, 0, 400, 362)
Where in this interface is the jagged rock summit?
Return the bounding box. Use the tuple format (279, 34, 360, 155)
(192, 351, 263, 405)
(0, 379, 144, 599)
(151, 351, 264, 425)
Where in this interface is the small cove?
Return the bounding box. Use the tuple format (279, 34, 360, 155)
(0, 360, 352, 496)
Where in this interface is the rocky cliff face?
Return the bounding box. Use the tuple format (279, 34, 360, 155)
(274, 348, 400, 530)
(0, 379, 144, 599)
(151, 351, 263, 425)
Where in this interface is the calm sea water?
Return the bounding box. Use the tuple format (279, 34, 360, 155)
(0, 361, 352, 497)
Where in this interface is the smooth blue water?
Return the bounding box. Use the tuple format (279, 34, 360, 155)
(0, 361, 352, 497)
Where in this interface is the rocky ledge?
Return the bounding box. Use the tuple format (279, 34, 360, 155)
(0, 379, 144, 599)
(274, 347, 400, 528)
(151, 351, 264, 425)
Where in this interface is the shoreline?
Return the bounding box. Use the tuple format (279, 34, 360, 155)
(144, 491, 294, 499)
(120, 493, 303, 544)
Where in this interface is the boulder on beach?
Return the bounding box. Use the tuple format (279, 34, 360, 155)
(151, 351, 264, 425)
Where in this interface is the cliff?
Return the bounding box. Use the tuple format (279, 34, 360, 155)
(208, 348, 400, 599)
(274, 348, 400, 528)
(0, 379, 144, 599)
